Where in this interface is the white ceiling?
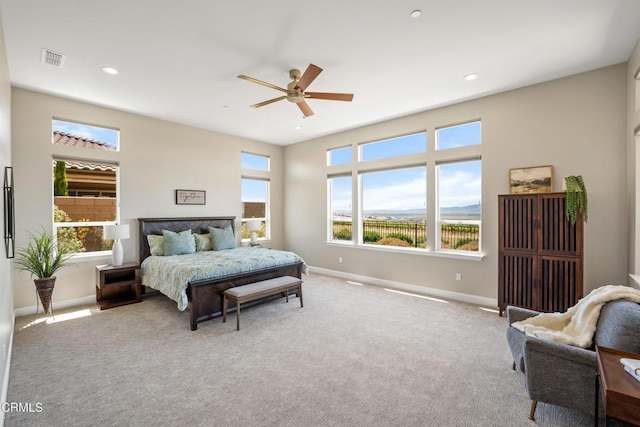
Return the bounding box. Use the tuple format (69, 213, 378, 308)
(1, 1, 640, 146)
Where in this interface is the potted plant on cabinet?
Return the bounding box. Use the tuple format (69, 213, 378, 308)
(14, 228, 73, 316)
(564, 175, 588, 225)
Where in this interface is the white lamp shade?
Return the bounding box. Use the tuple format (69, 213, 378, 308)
(247, 220, 261, 231)
(104, 224, 129, 266)
(104, 224, 130, 240)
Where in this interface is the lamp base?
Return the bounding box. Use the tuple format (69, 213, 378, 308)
(250, 231, 257, 245)
(112, 239, 124, 266)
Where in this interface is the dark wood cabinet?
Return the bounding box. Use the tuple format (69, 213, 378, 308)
(498, 193, 583, 315)
(96, 262, 141, 310)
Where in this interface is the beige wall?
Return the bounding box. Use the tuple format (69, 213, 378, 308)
(0, 9, 13, 419)
(284, 64, 628, 303)
(629, 40, 640, 275)
(11, 88, 283, 310)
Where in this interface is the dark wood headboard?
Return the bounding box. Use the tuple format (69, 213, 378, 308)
(138, 216, 235, 262)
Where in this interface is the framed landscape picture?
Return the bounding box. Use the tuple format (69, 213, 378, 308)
(509, 165, 553, 194)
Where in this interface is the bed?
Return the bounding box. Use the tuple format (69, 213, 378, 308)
(138, 216, 305, 330)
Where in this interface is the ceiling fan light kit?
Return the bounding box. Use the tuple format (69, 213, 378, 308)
(238, 63, 354, 117)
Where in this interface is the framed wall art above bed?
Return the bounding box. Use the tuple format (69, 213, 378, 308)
(175, 189, 206, 205)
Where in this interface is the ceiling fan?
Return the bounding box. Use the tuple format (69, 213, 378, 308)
(238, 64, 354, 117)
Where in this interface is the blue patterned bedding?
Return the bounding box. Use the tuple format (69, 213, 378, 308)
(141, 246, 307, 311)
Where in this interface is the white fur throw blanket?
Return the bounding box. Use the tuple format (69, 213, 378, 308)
(511, 285, 640, 348)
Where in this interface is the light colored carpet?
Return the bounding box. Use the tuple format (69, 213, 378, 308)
(5, 273, 595, 426)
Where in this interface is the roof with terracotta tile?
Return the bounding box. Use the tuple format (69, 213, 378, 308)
(53, 131, 116, 151)
(53, 131, 116, 172)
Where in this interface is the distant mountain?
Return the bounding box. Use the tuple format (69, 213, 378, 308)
(441, 203, 481, 216)
(335, 204, 481, 218)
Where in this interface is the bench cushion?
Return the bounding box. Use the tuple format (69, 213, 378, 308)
(224, 276, 301, 298)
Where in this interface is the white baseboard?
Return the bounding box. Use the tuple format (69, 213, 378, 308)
(1, 314, 15, 427)
(308, 266, 497, 308)
(13, 295, 96, 319)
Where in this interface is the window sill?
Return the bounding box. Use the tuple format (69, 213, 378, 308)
(241, 239, 272, 246)
(66, 251, 112, 264)
(326, 241, 484, 261)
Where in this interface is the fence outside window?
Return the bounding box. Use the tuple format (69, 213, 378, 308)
(331, 219, 480, 252)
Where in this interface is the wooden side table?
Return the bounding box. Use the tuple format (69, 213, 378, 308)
(596, 346, 640, 426)
(96, 263, 141, 310)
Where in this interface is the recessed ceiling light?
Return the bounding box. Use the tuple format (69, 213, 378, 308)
(295, 126, 302, 130)
(101, 66, 119, 75)
(464, 73, 478, 81)
(410, 10, 422, 18)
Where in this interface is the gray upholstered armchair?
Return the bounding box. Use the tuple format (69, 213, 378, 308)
(506, 299, 640, 420)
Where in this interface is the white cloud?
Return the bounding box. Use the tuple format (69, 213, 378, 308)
(438, 169, 481, 207)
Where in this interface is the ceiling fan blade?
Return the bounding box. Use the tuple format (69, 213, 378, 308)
(238, 75, 288, 93)
(250, 96, 286, 108)
(297, 100, 315, 117)
(295, 64, 323, 91)
(305, 92, 354, 102)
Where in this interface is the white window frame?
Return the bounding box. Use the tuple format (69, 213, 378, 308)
(435, 157, 482, 254)
(241, 177, 271, 242)
(326, 123, 483, 259)
(52, 157, 120, 258)
(241, 152, 271, 243)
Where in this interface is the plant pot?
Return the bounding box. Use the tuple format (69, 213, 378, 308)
(34, 276, 56, 315)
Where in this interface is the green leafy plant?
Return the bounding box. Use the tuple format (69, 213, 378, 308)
(53, 206, 85, 253)
(363, 231, 382, 243)
(564, 175, 588, 225)
(53, 160, 68, 196)
(333, 229, 352, 240)
(14, 228, 73, 279)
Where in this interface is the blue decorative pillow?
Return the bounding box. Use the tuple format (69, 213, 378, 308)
(162, 229, 196, 255)
(208, 226, 236, 251)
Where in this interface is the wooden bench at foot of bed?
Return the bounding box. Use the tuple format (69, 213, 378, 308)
(222, 276, 303, 331)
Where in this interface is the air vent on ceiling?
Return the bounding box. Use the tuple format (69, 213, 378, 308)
(41, 48, 66, 68)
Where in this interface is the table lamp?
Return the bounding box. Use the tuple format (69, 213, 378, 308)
(104, 224, 130, 266)
(247, 220, 261, 245)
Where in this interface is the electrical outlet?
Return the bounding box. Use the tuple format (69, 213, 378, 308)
(456, 273, 462, 281)
(338, 257, 343, 263)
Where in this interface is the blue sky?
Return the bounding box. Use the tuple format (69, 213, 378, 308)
(54, 119, 480, 209)
(241, 152, 269, 171)
(331, 122, 481, 212)
(242, 178, 267, 202)
(53, 119, 119, 148)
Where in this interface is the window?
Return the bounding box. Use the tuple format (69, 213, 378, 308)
(437, 160, 481, 252)
(436, 121, 481, 150)
(53, 159, 119, 254)
(328, 175, 352, 241)
(241, 152, 270, 241)
(52, 120, 120, 255)
(53, 119, 119, 151)
(241, 178, 269, 241)
(360, 132, 426, 161)
(327, 146, 352, 166)
(241, 152, 269, 171)
(361, 166, 426, 248)
(327, 122, 482, 256)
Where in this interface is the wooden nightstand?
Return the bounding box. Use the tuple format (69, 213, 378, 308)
(96, 262, 141, 310)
